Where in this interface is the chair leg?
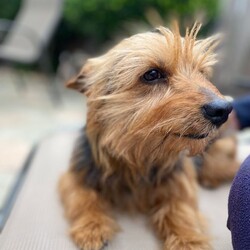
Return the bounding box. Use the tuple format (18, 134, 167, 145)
(38, 51, 62, 105)
(1, 62, 27, 92)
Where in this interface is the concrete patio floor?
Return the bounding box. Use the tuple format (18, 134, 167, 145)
(0, 67, 86, 211)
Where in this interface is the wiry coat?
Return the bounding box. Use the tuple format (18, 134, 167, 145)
(59, 23, 238, 250)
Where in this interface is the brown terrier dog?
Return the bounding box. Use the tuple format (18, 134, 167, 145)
(59, 23, 238, 250)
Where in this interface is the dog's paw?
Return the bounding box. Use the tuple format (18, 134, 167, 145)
(70, 218, 118, 250)
(164, 234, 211, 250)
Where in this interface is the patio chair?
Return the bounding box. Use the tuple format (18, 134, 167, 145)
(0, 0, 63, 100)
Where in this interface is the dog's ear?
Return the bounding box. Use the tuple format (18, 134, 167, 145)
(66, 74, 86, 93)
(66, 61, 92, 94)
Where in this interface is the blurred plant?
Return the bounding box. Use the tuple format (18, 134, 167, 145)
(0, 0, 20, 20)
(0, 0, 219, 68)
(63, 0, 219, 44)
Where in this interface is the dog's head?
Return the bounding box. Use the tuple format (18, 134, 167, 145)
(67, 23, 232, 165)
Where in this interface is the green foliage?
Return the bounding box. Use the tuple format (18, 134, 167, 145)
(0, 0, 21, 19)
(0, 0, 219, 63)
(63, 0, 219, 43)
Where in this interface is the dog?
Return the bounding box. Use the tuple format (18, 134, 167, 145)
(59, 23, 239, 250)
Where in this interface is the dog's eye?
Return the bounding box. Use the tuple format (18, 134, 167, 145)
(143, 69, 164, 82)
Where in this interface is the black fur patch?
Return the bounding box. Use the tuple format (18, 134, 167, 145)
(149, 165, 159, 183)
(71, 128, 102, 189)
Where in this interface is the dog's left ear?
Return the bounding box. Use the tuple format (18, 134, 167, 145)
(66, 61, 92, 94)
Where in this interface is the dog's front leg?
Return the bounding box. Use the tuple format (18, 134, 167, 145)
(58, 171, 119, 250)
(151, 159, 211, 250)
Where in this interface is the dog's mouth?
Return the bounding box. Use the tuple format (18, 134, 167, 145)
(174, 133, 209, 140)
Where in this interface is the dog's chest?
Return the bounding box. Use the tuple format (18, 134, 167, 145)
(72, 131, 181, 210)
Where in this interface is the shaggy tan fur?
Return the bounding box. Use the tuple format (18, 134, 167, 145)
(59, 23, 239, 250)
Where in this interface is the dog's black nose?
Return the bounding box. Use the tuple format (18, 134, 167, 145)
(202, 99, 233, 127)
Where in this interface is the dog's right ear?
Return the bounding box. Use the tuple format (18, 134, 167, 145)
(66, 61, 92, 94)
